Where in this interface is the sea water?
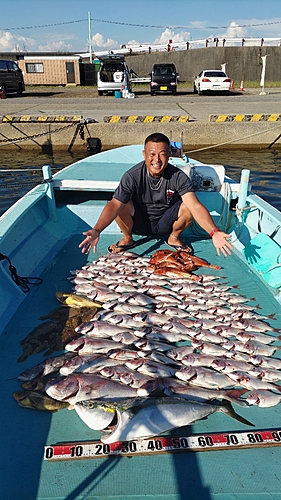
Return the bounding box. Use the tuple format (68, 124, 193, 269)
(0, 148, 280, 216)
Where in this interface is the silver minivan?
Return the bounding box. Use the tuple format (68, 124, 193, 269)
(0, 59, 25, 95)
(97, 55, 131, 96)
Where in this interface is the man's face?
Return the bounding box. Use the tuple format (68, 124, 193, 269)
(142, 141, 170, 178)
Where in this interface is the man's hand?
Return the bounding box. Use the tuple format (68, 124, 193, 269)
(212, 231, 233, 257)
(79, 228, 100, 254)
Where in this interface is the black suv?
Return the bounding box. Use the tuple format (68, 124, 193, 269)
(150, 63, 178, 95)
(0, 59, 25, 95)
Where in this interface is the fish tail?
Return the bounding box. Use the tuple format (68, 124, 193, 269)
(224, 389, 248, 406)
(221, 399, 254, 426)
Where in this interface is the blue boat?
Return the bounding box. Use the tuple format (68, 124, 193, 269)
(0, 144, 281, 500)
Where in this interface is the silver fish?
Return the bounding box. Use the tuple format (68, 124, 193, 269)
(246, 390, 281, 408)
(65, 337, 125, 354)
(59, 354, 121, 375)
(175, 366, 234, 389)
(45, 373, 137, 404)
(234, 331, 280, 345)
(249, 354, 281, 370)
(134, 339, 174, 352)
(112, 331, 139, 345)
(74, 400, 116, 430)
(166, 346, 195, 361)
(181, 353, 219, 367)
(226, 370, 281, 392)
(247, 366, 281, 382)
(138, 377, 247, 406)
(89, 396, 253, 443)
(125, 358, 176, 378)
(18, 352, 77, 381)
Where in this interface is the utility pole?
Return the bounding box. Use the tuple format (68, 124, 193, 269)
(88, 11, 93, 63)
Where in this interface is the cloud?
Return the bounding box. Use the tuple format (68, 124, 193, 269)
(38, 40, 73, 51)
(0, 30, 35, 51)
(154, 28, 190, 45)
(221, 22, 248, 39)
(92, 32, 119, 49)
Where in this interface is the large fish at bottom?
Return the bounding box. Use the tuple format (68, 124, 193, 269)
(74, 396, 253, 443)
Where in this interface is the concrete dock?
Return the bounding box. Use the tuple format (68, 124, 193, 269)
(0, 86, 281, 151)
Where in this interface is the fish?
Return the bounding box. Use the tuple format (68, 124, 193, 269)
(137, 377, 248, 406)
(18, 307, 99, 361)
(234, 331, 281, 345)
(211, 358, 252, 374)
(75, 320, 128, 336)
(133, 339, 174, 353)
(175, 366, 234, 389)
(99, 365, 153, 389)
(231, 318, 279, 333)
(119, 292, 157, 307)
(249, 355, 281, 370)
(181, 353, 220, 367)
(56, 292, 101, 308)
(74, 400, 116, 430)
(45, 373, 138, 404)
(191, 340, 227, 357)
(226, 370, 281, 392)
(166, 346, 195, 361)
(65, 337, 126, 355)
(112, 331, 139, 345)
(247, 366, 281, 383)
(13, 390, 69, 412)
(246, 390, 281, 407)
(18, 352, 77, 381)
(104, 302, 150, 315)
(76, 396, 253, 443)
(125, 358, 177, 378)
(59, 354, 122, 375)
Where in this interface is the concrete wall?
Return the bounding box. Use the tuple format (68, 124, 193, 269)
(126, 46, 281, 83)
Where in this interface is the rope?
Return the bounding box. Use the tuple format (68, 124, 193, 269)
(0, 252, 43, 292)
(185, 123, 281, 154)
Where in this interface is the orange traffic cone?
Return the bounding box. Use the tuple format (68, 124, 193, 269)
(239, 79, 244, 91)
(230, 79, 234, 90)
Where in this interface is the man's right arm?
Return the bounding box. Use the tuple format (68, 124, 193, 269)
(79, 198, 124, 254)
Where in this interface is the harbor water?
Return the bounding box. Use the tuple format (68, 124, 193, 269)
(0, 147, 280, 217)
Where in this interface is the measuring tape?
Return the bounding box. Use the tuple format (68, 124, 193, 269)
(44, 428, 281, 461)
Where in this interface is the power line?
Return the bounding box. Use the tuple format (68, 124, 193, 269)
(1, 17, 281, 32)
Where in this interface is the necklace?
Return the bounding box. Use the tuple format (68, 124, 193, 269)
(147, 172, 164, 191)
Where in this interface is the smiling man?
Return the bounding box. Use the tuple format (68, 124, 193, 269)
(79, 132, 233, 256)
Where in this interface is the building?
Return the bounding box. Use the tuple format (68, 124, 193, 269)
(17, 55, 82, 86)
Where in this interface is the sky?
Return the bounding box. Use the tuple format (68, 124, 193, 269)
(0, 0, 281, 53)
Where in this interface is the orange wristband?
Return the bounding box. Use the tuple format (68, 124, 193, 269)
(209, 228, 220, 237)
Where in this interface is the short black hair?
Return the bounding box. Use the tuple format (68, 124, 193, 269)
(144, 133, 170, 147)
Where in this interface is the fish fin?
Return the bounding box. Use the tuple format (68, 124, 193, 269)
(221, 399, 254, 427)
(224, 389, 249, 407)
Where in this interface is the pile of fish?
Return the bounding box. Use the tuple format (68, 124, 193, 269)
(14, 249, 281, 443)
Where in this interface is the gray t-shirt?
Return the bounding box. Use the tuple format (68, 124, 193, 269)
(113, 161, 193, 222)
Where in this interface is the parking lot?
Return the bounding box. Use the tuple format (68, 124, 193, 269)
(1, 85, 281, 123)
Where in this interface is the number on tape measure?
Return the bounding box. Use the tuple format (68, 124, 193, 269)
(44, 428, 281, 461)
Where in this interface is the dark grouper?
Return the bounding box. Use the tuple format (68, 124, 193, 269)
(75, 396, 253, 443)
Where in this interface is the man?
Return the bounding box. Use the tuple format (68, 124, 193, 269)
(79, 133, 233, 257)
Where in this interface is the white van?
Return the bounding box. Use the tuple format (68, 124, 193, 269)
(97, 55, 131, 96)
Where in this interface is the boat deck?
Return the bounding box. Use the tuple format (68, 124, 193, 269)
(1, 230, 281, 500)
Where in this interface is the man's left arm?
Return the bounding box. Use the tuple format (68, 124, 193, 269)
(181, 191, 233, 257)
